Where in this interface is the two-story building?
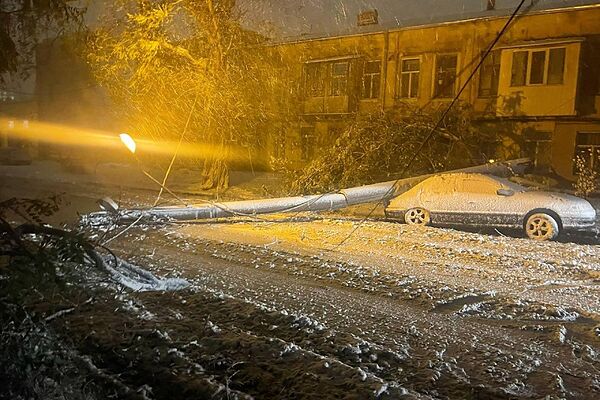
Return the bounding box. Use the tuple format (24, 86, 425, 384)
(266, 1, 600, 181)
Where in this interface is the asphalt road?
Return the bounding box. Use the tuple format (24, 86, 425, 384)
(2, 167, 600, 399)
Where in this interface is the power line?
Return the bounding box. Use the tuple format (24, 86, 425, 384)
(333, 0, 529, 249)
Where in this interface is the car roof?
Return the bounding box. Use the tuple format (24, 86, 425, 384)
(421, 173, 525, 191)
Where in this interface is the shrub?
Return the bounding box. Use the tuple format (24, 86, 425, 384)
(574, 150, 599, 197)
(289, 102, 511, 194)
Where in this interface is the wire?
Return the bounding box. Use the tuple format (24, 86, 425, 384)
(332, 0, 529, 249)
(140, 188, 342, 223)
(102, 214, 144, 245)
(153, 96, 199, 207)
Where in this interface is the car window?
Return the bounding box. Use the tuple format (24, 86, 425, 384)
(493, 177, 526, 192)
(456, 176, 501, 195)
(425, 175, 455, 195)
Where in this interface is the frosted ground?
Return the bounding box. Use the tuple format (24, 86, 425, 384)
(91, 216, 600, 399)
(2, 169, 599, 398)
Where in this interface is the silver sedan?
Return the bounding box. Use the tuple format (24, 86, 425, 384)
(385, 173, 597, 240)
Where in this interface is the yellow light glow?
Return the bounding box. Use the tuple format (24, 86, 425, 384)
(0, 117, 244, 161)
(119, 133, 137, 154)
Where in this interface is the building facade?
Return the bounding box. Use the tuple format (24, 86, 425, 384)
(270, 4, 600, 181)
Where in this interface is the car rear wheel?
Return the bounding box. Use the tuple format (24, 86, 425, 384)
(525, 213, 559, 241)
(405, 208, 430, 226)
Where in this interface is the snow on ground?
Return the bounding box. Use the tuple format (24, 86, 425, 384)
(3, 172, 600, 398)
(99, 218, 600, 399)
(173, 216, 600, 313)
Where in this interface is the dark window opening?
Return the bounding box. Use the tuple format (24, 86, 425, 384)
(434, 54, 458, 98)
(478, 50, 501, 97)
(529, 50, 546, 85)
(548, 47, 566, 84)
(523, 131, 552, 172)
(361, 60, 381, 99)
(511, 51, 528, 86)
(400, 58, 420, 98)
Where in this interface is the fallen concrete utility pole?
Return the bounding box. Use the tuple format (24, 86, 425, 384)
(93, 159, 529, 224)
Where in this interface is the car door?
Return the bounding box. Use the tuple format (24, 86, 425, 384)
(420, 175, 462, 224)
(453, 175, 520, 227)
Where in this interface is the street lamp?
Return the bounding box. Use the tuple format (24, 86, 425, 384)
(119, 133, 136, 154)
(119, 133, 186, 206)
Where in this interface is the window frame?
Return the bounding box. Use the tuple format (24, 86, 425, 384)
(304, 62, 327, 97)
(361, 60, 382, 100)
(303, 59, 351, 99)
(433, 53, 459, 99)
(330, 61, 350, 97)
(523, 131, 552, 171)
(510, 46, 567, 87)
(399, 56, 421, 99)
(478, 50, 501, 98)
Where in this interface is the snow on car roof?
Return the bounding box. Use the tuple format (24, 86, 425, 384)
(423, 173, 526, 192)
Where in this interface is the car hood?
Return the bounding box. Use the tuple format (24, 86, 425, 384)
(516, 191, 596, 217)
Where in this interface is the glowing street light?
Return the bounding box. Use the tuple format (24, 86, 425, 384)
(118, 133, 186, 206)
(119, 133, 137, 154)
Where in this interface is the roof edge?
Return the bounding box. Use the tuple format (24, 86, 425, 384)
(267, 3, 600, 46)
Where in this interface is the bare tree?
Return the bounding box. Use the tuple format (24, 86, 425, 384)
(0, 0, 85, 81)
(88, 0, 286, 189)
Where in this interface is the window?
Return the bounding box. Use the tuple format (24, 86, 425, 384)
(459, 178, 501, 195)
(478, 50, 501, 97)
(361, 61, 381, 99)
(523, 131, 552, 171)
(331, 62, 349, 96)
(304, 63, 326, 97)
(400, 58, 420, 98)
(548, 48, 565, 84)
(434, 54, 458, 98)
(510, 47, 566, 87)
(574, 132, 600, 174)
(300, 127, 316, 161)
(511, 51, 528, 86)
(305, 61, 350, 98)
(529, 50, 546, 84)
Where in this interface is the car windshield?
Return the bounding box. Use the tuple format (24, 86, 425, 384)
(487, 176, 527, 192)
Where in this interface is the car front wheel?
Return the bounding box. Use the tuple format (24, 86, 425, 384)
(525, 213, 559, 241)
(405, 208, 430, 226)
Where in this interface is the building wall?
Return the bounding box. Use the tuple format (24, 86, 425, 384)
(270, 5, 600, 180)
(553, 122, 600, 180)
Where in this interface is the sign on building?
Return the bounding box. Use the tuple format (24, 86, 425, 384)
(357, 10, 378, 26)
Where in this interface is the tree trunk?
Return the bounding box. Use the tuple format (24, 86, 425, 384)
(201, 150, 230, 190)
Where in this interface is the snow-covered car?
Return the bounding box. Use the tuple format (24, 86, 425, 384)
(385, 173, 596, 240)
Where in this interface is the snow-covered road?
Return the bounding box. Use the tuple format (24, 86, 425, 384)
(174, 217, 600, 313)
(104, 218, 600, 398)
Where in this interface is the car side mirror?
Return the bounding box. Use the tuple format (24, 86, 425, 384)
(497, 188, 514, 197)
